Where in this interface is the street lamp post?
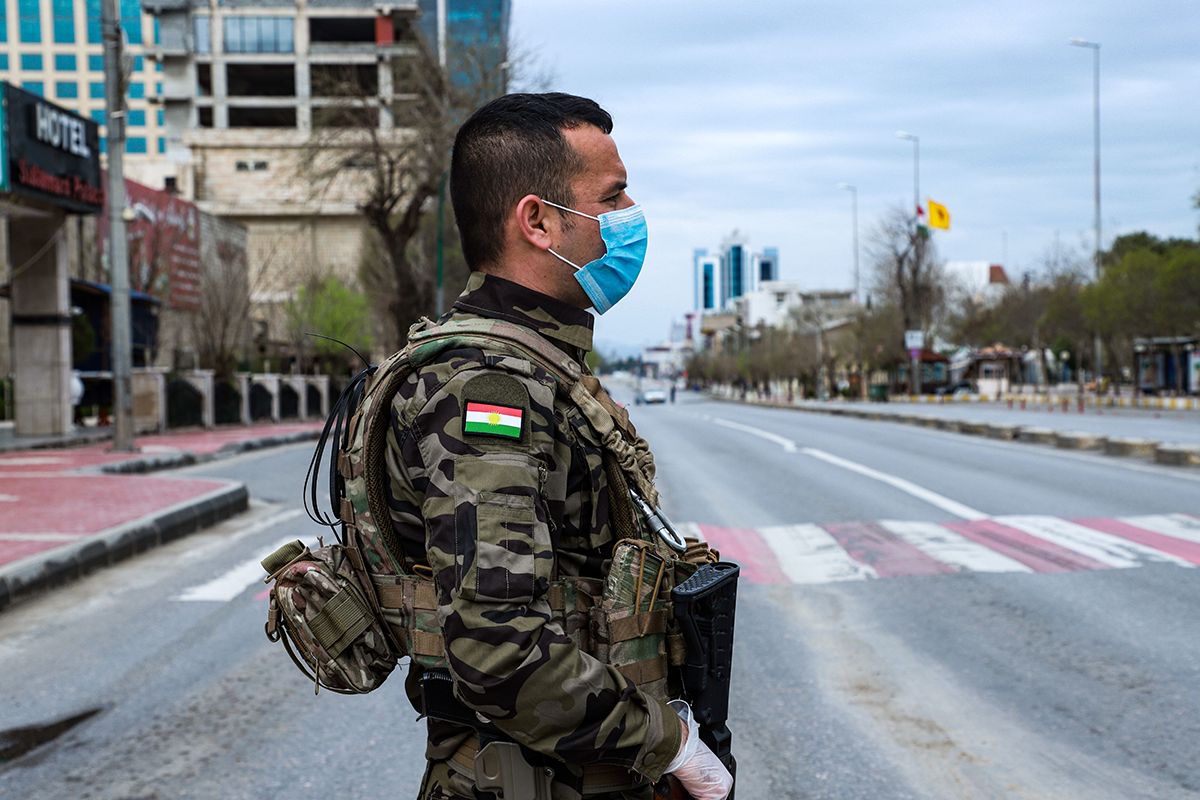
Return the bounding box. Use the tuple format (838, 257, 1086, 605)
(837, 183, 859, 304)
(896, 131, 922, 395)
(1070, 37, 1103, 388)
(838, 183, 866, 399)
(896, 131, 919, 219)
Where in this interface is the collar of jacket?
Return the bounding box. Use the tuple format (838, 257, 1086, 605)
(452, 272, 594, 357)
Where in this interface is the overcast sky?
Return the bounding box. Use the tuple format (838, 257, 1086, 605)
(508, 0, 1200, 355)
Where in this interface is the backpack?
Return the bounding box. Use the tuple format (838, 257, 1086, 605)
(262, 316, 676, 695)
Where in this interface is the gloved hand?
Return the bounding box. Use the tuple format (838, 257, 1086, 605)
(663, 700, 733, 800)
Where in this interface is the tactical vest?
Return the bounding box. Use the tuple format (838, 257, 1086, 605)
(262, 316, 716, 700)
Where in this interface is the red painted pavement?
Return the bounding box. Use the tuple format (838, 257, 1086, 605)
(697, 525, 789, 584)
(0, 422, 320, 570)
(823, 520, 958, 578)
(943, 519, 1111, 573)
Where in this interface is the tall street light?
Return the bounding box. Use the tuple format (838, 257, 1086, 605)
(837, 183, 859, 304)
(896, 131, 919, 219)
(1070, 37, 1103, 383)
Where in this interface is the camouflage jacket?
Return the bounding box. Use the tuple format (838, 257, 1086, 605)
(384, 272, 681, 782)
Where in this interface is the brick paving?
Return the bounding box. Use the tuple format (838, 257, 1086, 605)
(0, 422, 322, 573)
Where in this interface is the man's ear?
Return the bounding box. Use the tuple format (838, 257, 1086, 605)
(514, 194, 557, 251)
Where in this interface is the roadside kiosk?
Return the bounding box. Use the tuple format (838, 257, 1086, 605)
(1, 83, 105, 435)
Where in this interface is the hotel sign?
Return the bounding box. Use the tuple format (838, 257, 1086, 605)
(2, 83, 104, 213)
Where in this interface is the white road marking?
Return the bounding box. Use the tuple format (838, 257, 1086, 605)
(758, 523, 878, 583)
(801, 447, 989, 521)
(1120, 513, 1200, 545)
(879, 520, 1033, 573)
(176, 509, 309, 602)
(996, 516, 1194, 569)
(711, 418, 798, 452)
(0, 532, 80, 541)
(0, 456, 66, 466)
(0, 494, 19, 502)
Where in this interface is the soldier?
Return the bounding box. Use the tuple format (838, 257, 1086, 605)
(384, 93, 732, 799)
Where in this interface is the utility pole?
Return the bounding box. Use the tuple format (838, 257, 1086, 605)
(103, 0, 135, 451)
(897, 131, 922, 395)
(433, 0, 448, 318)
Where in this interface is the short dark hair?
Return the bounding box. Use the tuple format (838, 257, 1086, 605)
(450, 92, 614, 270)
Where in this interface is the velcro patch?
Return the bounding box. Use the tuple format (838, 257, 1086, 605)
(464, 402, 523, 439)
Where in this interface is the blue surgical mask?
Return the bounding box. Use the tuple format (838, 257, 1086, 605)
(544, 200, 648, 315)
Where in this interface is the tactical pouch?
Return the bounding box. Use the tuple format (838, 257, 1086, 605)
(263, 540, 397, 694)
(590, 540, 671, 700)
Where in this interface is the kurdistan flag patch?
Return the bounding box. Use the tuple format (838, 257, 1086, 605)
(464, 402, 523, 438)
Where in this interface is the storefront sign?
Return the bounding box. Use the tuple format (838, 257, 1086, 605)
(3, 83, 103, 213)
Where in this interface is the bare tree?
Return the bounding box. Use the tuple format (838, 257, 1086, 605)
(869, 206, 945, 339)
(300, 33, 540, 349)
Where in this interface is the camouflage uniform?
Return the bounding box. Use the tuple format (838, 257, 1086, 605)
(385, 272, 681, 799)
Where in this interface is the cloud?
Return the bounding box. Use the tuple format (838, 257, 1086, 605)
(511, 0, 1200, 349)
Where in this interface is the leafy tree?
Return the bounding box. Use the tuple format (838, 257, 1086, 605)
(285, 275, 374, 374)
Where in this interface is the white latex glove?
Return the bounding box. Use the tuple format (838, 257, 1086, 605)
(664, 700, 733, 800)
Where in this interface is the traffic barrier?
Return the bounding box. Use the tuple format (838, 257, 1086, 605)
(1054, 431, 1106, 450)
(960, 421, 990, 435)
(1154, 444, 1200, 467)
(1104, 438, 1158, 458)
(987, 424, 1021, 441)
(1018, 427, 1055, 444)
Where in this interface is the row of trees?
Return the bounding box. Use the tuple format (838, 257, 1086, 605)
(689, 203, 1200, 397)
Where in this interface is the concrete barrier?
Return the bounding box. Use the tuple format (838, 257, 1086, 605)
(960, 420, 990, 435)
(987, 424, 1021, 441)
(936, 419, 963, 432)
(1018, 427, 1055, 444)
(1054, 431, 1107, 450)
(1155, 444, 1200, 467)
(1105, 437, 1158, 458)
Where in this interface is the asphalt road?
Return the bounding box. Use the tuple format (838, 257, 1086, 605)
(4, 390, 1200, 799)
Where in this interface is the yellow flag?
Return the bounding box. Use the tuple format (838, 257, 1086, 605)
(928, 199, 950, 230)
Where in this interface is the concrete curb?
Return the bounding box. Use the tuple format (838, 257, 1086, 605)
(706, 394, 1200, 469)
(0, 480, 249, 612)
(1155, 445, 1200, 467)
(95, 429, 321, 475)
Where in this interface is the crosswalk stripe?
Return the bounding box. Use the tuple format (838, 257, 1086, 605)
(757, 524, 877, 584)
(1119, 514, 1200, 545)
(995, 516, 1155, 569)
(878, 520, 1033, 573)
(688, 514, 1200, 586)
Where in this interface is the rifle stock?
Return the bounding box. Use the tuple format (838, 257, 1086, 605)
(669, 560, 740, 800)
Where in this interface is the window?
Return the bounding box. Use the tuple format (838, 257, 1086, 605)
(194, 15, 210, 54)
(120, 0, 140, 44)
(197, 106, 212, 127)
(158, 137, 165, 154)
(227, 106, 296, 128)
(54, 53, 74, 70)
(54, 80, 76, 98)
(0, 1, 7, 43)
(99, 136, 105, 154)
(88, 54, 102, 71)
(235, 161, 249, 171)
(126, 136, 146, 154)
(89, 81, 104, 98)
(86, 0, 99, 43)
(0, 55, 8, 70)
(157, 109, 164, 126)
(131, 55, 142, 71)
(196, 63, 210, 96)
(128, 82, 143, 98)
(226, 63, 293, 97)
(18, 0, 40, 43)
(127, 108, 145, 126)
(224, 16, 292, 54)
(22, 80, 43, 95)
(91, 109, 104, 124)
(309, 17, 374, 43)
(51, 0, 72, 43)
(20, 52, 41, 70)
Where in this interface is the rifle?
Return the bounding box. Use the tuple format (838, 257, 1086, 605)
(653, 560, 740, 799)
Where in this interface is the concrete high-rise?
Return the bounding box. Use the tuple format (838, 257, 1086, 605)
(693, 231, 780, 312)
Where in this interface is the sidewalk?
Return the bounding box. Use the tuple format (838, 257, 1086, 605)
(0, 421, 324, 611)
